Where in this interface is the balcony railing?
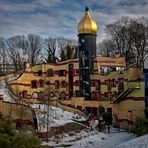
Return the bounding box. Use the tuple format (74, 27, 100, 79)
(126, 82, 140, 89)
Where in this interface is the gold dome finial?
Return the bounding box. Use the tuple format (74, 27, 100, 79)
(78, 7, 97, 35)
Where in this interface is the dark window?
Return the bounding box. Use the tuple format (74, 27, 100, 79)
(112, 79, 116, 87)
(38, 70, 42, 76)
(38, 92, 44, 100)
(75, 80, 79, 86)
(91, 80, 95, 87)
(95, 80, 100, 90)
(75, 90, 79, 97)
(59, 91, 66, 100)
(61, 81, 66, 87)
(59, 70, 66, 76)
(46, 81, 50, 86)
(55, 80, 59, 89)
(39, 80, 44, 88)
(75, 69, 79, 76)
(118, 79, 124, 91)
(22, 90, 27, 98)
(47, 69, 54, 77)
(146, 80, 148, 88)
(91, 92, 96, 100)
(31, 81, 37, 88)
(48, 92, 54, 98)
(107, 80, 111, 91)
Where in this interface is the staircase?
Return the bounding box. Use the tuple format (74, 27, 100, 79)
(113, 81, 140, 103)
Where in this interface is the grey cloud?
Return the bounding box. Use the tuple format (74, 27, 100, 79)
(0, 0, 148, 42)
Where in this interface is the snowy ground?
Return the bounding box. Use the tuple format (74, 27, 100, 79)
(42, 128, 136, 148)
(0, 75, 19, 102)
(0, 80, 15, 102)
(116, 134, 148, 148)
(30, 104, 86, 132)
(1, 75, 148, 148)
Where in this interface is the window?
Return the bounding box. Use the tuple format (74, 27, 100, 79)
(59, 91, 66, 100)
(75, 80, 79, 86)
(39, 80, 44, 88)
(91, 80, 95, 87)
(61, 81, 66, 87)
(59, 70, 66, 76)
(38, 92, 44, 100)
(32, 92, 38, 99)
(95, 80, 100, 90)
(75, 69, 79, 76)
(22, 90, 27, 98)
(47, 69, 54, 77)
(107, 80, 111, 91)
(91, 92, 96, 100)
(48, 92, 54, 99)
(118, 79, 124, 91)
(46, 81, 50, 86)
(31, 81, 37, 88)
(112, 79, 116, 87)
(55, 80, 59, 89)
(38, 70, 42, 76)
(75, 90, 79, 97)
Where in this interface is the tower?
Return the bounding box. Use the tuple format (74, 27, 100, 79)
(77, 7, 97, 100)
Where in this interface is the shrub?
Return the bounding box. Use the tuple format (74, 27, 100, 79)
(102, 112, 112, 125)
(0, 113, 41, 148)
(144, 108, 148, 119)
(131, 118, 148, 136)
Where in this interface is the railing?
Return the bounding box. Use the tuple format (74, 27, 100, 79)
(126, 82, 140, 89)
(57, 101, 87, 119)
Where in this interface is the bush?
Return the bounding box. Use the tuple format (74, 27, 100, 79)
(102, 112, 112, 125)
(131, 118, 148, 136)
(144, 108, 148, 119)
(0, 113, 41, 148)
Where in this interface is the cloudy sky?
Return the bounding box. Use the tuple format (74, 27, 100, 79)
(0, 0, 148, 42)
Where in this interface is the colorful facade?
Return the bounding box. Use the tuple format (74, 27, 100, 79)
(8, 8, 145, 129)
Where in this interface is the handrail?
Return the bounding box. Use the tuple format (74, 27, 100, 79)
(126, 81, 140, 89)
(56, 101, 87, 119)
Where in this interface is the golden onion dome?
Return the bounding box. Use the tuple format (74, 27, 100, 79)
(78, 7, 97, 35)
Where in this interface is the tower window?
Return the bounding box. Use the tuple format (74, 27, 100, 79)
(75, 80, 79, 86)
(95, 80, 100, 90)
(91, 80, 95, 87)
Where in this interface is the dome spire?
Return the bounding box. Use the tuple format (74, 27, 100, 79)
(77, 8, 97, 35)
(85, 7, 89, 12)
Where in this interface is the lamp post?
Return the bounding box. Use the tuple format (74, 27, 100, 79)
(46, 93, 49, 143)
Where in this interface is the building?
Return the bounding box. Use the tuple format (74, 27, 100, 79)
(8, 8, 145, 129)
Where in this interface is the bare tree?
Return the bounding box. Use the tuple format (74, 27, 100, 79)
(106, 16, 148, 68)
(44, 37, 58, 63)
(97, 39, 116, 57)
(57, 37, 77, 61)
(131, 17, 148, 68)
(27, 34, 42, 65)
(0, 38, 7, 75)
(6, 35, 29, 71)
